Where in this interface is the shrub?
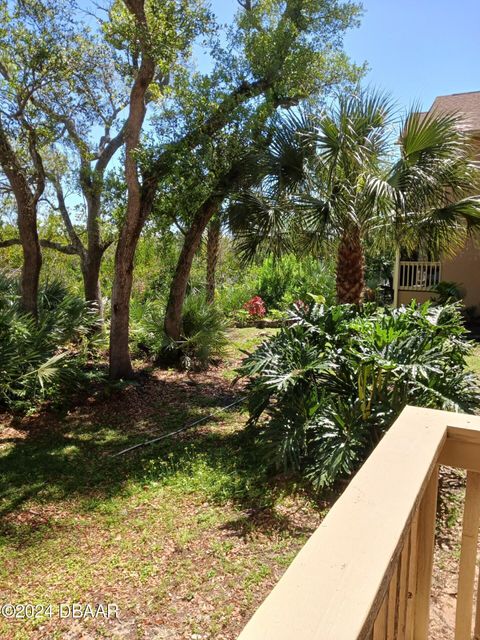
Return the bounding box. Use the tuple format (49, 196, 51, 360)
(243, 296, 267, 318)
(238, 301, 479, 490)
(218, 283, 254, 316)
(132, 293, 230, 370)
(433, 280, 463, 305)
(256, 254, 336, 309)
(0, 275, 103, 411)
(231, 308, 252, 327)
(177, 295, 230, 369)
(130, 297, 166, 356)
(215, 254, 336, 316)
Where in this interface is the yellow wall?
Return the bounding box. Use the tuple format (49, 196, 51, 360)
(397, 239, 480, 311)
(398, 290, 433, 306)
(442, 237, 480, 311)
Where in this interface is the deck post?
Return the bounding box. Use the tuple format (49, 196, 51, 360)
(413, 465, 439, 640)
(454, 471, 480, 640)
(393, 247, 400, 308)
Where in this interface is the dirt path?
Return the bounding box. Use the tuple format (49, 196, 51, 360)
(430, 468, 480, 639)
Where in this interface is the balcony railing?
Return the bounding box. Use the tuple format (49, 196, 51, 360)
(399, 261, 441, 291)
(237, 406, 480, 640)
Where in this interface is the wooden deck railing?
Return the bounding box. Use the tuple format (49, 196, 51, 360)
(237, 406, 480, 640)
(399, 261, 441, 291)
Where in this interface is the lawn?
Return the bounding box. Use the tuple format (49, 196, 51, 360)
(0, 327, 328, 640)
(466, 343, 480, 377)
(2, 330, 479, 640)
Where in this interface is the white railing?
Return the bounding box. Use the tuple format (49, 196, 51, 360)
(399, 261, 441, 291)
(237, 406, 480, 640)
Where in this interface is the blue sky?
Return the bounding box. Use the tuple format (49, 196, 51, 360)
(207, 0, 480, 112)
(343, 0, 480, 111)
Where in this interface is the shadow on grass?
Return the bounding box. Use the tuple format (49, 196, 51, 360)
(0, 375, 312, 545)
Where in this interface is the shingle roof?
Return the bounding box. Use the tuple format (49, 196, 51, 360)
(428, 91, 480, 132)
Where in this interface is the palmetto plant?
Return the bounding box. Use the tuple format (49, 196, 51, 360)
(131, 292, 229, 370)
(0, 274, 102, 411)
(238, 301, 479, 489)
(231, 90, 480, 303)
(228, 110, 317, 262)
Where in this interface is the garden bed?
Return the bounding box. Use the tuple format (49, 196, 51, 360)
(0, 327, 328, 640)
(1, 332, 478, 639)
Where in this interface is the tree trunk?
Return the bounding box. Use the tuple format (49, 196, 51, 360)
(165, 158, 259, 340)
(109, 230, 138, 379)
(336, 228, 365, 304)
(81, 249, 103, 316)
(53, 176, 105, 315)
(165, 201, 218, 341)
(18, 204, 42, 316)
(85, 192, 104, 315)
(0, 123, 44, 317)
(206, 216, 220, 304)
(108, 0, 155, 379)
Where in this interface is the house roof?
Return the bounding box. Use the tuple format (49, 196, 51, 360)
(428, 91, 480, 132)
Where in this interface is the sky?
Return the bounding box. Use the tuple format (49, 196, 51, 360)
(342, 0, 480, 111)
(207, 0, 480, 113)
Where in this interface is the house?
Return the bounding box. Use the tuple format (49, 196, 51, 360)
(393, 91, 480, 312)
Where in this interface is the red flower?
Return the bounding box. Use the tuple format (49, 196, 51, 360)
(243, 296, 267, 318)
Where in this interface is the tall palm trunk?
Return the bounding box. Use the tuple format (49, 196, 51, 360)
(206, 216, 220, 304)
(336, 228, 365, 304)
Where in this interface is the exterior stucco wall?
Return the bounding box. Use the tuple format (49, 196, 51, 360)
(398, 290, 433, 306)
(397, 239, 480, 311)
(441, 237, 480, 311)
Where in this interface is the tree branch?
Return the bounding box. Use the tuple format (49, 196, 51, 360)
(0, 238, 77, 254)
(0, 116, 34, 206)
(172, 217, 186, 236)
(237, 0, 253, 10)
(46, 172, 86, 257)
(40, 239, 78, 254)
(101, 237, 115, 252)
(25, 124, 46, 206)
(95, 120, 127, 173)
(0, 238, 21, 248)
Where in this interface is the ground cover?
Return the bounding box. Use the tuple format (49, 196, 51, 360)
(429, 343, 480, 638)
(0, 327, 329, 640)
(1, 329, 479, 639)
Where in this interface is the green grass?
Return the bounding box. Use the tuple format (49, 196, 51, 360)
(3, 327, 477, 639)
(0, 328, 320, 640)
(466, 344, 480, 378)
(227, 326, 277, 359)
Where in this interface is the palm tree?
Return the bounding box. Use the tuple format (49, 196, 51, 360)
(228, 110, 316, 261)
(385, 109, 480, 257)
(304, 91, 394, 303)
(232, 90, 480, 304)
